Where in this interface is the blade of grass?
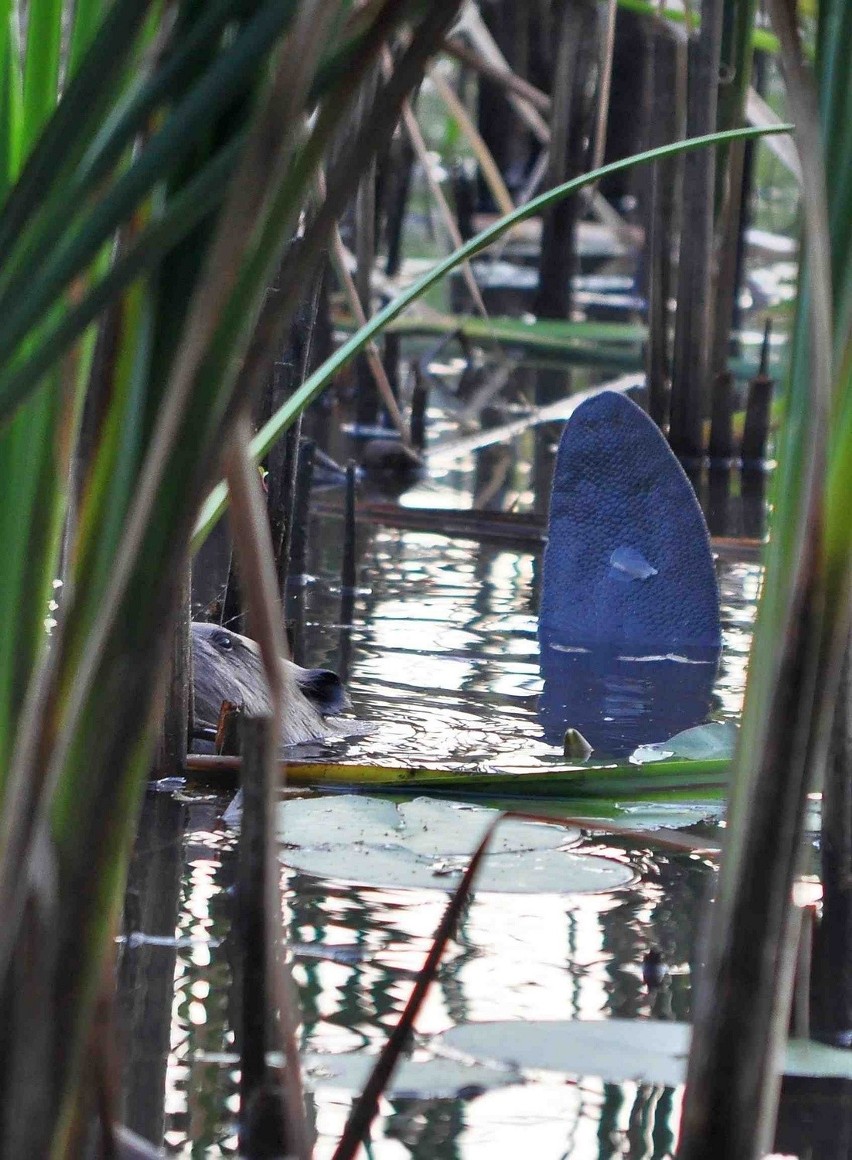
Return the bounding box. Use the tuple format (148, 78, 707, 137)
(0, 7, 467, 1149)
(20, 0, 63, 155)
(678, 0, 850, 1152)
(0, 1, 302, 371)
(0, 0, 155, 255)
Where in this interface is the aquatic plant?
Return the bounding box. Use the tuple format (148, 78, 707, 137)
(678, 0, 852, 1154)
(0, 0, 808, 1155)
(0, 1, 464, 1152)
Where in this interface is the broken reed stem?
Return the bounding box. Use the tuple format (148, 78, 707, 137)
(442, 36, 552, 115)
(237, 715, 289, 1158)
(591, 0, 618, 173)
(221, 412, 310, 1160)
(154, 563, 191, 778)
(401, 100, 488, 321)
(741, 372, 775, 466)
(428, 65, 515, 217)
(323, 196, 412, 444)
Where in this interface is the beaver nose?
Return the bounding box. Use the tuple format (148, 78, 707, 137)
(294, 667, 351, 715)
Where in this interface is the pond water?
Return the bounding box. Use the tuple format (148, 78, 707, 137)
(117, 383, 780, 1157)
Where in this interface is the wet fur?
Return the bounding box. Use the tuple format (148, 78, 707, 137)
(192, 622, 351, 746)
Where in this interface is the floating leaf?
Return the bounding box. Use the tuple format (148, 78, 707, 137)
(630, 722, 738, 765)
(276, 795, 633, 894)
(434, 1020, 852, 1086)
(617, 801, 721, 830)
(301, 1052, 516, 1098)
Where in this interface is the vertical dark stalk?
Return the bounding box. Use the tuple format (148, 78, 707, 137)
(285, 439, 315, 584)
(741, 319, 775, 466)
(450, 158, 477, 241)
(475, 0, 533, 206)
(535, 0, 591, 323)
(740, 467, 766, 539)
(709, 0, 758, 375)
(117, 792, 185, 1148)
(338, 462, 358, 687)
(266, 261, 325, 592)
(709, 136, 747, 375)
(811, 643, 852, 1044)
(237, 716, 289, 1160)
(669, 0, 725, 460)
(221, 548, 245, 634)
(341, 460, 357, 595)
(263, 361, 290, 569)
(383, 130, 415, 276)
(382, 331, 400, 410)
(728, 50, 766, 347)
(410, 365, 428, 453)
(154, 565, 191, 777)
(355, 154, 378, 430)
(645, 28, 679, 429)
(708, 369, 734, 461)
(276, 417, 302, 594)
(706, 461, 731, 537)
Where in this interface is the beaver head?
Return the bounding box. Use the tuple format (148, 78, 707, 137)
(191, 622, 351, 747)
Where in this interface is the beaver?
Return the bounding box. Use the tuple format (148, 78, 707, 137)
(191, 622, 351, 748)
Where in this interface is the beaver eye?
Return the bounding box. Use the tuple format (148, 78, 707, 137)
(213, 631, 234, 651)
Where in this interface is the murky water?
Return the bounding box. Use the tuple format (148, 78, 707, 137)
(118, 406, 770, 1156)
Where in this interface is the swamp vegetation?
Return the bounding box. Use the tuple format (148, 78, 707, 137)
(0, 0, 848, 1156)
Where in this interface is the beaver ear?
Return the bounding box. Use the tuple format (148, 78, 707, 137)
(295, 668, 351, 715)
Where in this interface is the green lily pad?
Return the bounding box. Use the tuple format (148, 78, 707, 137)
(631, 722, 737, 765)
(301, 1052, 517, 1097)
(277, 795, 633, 894)
(434, 1019, 852, 1085)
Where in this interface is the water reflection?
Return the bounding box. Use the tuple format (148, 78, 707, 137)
(305, 528, 755, 768)
(128, 800, 717, 1157)
(144, 424, 771, 1154)
(538, 639, 720, 758)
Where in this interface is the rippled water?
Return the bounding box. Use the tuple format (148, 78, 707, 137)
(119, 455, 768, 1156)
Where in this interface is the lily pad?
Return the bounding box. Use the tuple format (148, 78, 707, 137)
(434, 1019, 852, 1086)
(618, 801, 721, 830)
(277, 795, 633, 894)
(301, 1052, 517, 1098)
(631, 721, 737, 765)
(190, 1050, 517, 1097)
